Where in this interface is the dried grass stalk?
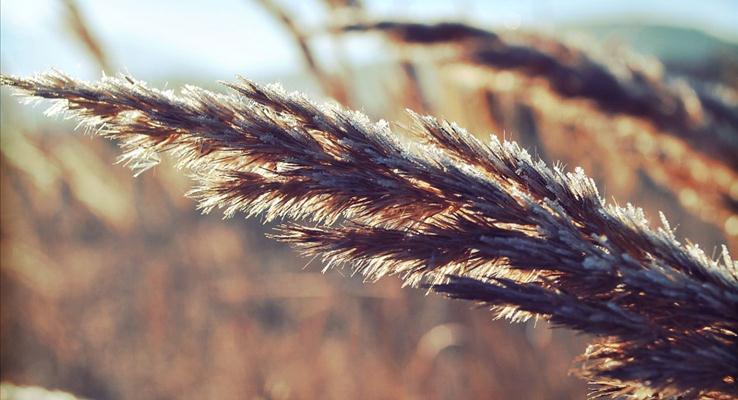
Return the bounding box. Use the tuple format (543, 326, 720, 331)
(2, 71, 736, 399)
(339, 20, 738, 241)
(60, 0, 111, 72)
(341, 20, 738, 171)
(256, 0, 349, 104)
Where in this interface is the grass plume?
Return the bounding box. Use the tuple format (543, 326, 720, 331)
(1, 71, 737, 399)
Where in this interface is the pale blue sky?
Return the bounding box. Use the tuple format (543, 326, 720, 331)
(1, 0, 736, 82)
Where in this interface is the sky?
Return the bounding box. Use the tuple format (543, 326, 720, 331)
(1, 0, 737, 83)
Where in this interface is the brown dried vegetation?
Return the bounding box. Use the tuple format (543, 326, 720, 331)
(2, 69, 736, 399)
(2, 4, 738, 400)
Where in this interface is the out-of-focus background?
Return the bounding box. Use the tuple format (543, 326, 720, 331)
(1, 1, 736, 399)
